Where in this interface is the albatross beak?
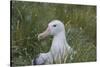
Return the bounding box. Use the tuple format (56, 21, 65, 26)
(38, 27, 50, 40)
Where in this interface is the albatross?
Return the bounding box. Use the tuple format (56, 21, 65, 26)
(32, 20, 73, 65)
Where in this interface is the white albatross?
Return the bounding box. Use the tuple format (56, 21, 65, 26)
(32, 20, 73, 65)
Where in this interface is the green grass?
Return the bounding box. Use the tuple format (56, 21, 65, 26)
(11, 1, 96, 66)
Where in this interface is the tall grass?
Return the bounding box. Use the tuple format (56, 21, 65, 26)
(11, 1, 96, 66)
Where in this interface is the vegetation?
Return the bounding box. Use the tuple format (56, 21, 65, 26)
(11, 1, 96, 66)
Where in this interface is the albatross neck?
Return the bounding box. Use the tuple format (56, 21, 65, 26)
(54, 31, 66, 41)
(52, 31, 69, 47)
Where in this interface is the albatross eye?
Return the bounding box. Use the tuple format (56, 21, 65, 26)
(53, 25, 56, 27)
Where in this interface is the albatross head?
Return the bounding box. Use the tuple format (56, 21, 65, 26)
(38, 20, 65, 39)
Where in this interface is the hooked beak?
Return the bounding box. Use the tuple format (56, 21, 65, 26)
(38, 27, 50, 40)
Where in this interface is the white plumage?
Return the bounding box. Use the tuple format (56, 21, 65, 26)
(32, 20, 73, 65)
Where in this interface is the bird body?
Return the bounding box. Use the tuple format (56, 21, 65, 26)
(32, 20, 73, 65)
